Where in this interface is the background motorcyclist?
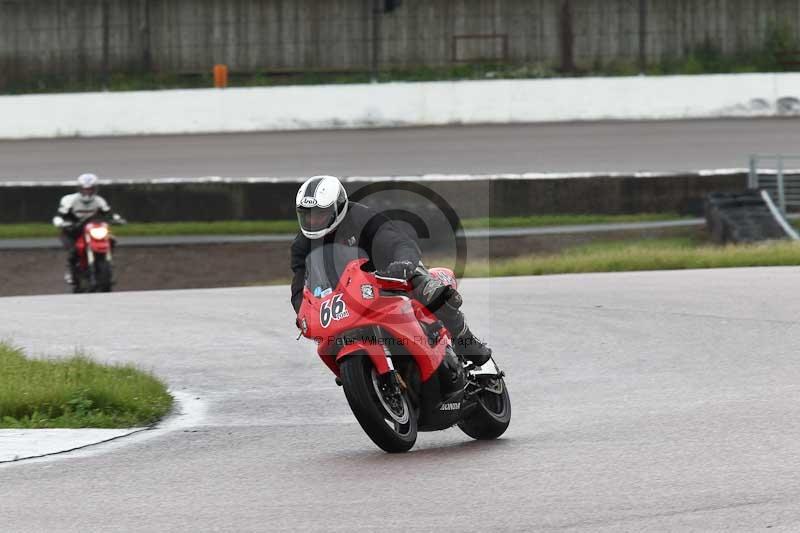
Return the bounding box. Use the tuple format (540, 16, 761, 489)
(52, 173, 124, 284)
(290, 175, 492, 365)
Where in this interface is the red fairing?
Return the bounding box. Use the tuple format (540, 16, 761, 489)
(84, 222, 111, 253)
(299, 258, 450, 382)
(72, 221, 113, 268)
(337, 343, 391, 374)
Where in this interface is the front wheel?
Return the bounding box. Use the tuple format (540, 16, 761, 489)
(72, 267, 88, 293)
(458, 376, 511, 440)
(340, 355, 417, 453)
(92, 256, 113, 292)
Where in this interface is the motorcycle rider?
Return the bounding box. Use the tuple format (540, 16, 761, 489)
(52, 173, 124, 285)
(290, 175, 492, 365)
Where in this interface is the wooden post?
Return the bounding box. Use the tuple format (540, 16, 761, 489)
(371, 0, 381, 82)
(141, 0, 152, 73)
(638, 0, 648, 72)
(559, 0, 575, 73)
(102, 0, 111, 87)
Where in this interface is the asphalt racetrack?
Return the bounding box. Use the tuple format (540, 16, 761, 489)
(3, 268, 800, 531)
(2, 118, 799, 181)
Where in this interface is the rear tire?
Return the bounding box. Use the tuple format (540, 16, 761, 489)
(340, 355, 417, 453)
(458, 376, 511, 440)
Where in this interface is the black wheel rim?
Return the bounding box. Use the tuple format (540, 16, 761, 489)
(370, 368, 413, 436)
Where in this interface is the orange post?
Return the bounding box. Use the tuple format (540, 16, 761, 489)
(213, 64, 228, 88)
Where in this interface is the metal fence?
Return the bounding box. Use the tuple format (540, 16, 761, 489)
(748, 155, 800, 214)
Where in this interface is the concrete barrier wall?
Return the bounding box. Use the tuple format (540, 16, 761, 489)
(2, 73, 799, 140)
(0, 171, 750, 224)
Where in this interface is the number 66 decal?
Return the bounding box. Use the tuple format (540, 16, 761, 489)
(320, 294, 349, 328)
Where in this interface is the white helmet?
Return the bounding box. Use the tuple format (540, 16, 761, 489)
(295, 175, 349, 239)
(77, 173, 99, 202)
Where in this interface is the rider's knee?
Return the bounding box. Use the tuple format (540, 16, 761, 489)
(415, 274, 462, 311)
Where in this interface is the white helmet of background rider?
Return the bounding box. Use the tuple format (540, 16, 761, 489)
(77, 173, 99, 202)
(295, 175, 349, 239)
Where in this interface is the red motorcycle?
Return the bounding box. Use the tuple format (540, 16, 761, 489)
(297, 243, 510, 453)
(69, 217, 122, 293)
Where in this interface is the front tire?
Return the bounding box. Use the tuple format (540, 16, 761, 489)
(72, 268, 88, 294)
(93, 256, 113, 292)
(458, 376, 511, 440)
(340, 355, 417, 453)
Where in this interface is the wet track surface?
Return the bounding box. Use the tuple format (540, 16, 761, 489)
(3, 268, 800, 531)
(2, 118, 799, 181)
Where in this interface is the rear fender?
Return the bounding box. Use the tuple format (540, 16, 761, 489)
(335, 342, 391, 375)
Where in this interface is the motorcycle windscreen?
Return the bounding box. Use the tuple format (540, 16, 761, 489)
(304, 242, 369, 298)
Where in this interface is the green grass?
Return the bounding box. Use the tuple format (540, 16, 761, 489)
(462, 238, 800, 278)
(0, 213, 688, 239)
(0, 343, 173, 429)
(460, 213, 687, 229)
(0, 220, 297, 239)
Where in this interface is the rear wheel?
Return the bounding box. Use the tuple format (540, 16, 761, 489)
(340, 355, 417, 453)
(458, 376, 511, 440)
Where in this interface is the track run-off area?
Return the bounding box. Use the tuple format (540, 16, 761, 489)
(2, 118, 800, 181)
(3, 268, 800, 531)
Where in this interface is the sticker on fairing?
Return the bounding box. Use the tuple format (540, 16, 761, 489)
(320, 294, 349, 328)
(313, 286, 332, 298)
(361, 284, 374, 300)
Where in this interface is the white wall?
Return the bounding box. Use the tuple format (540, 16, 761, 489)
(2, 73, 799, 139)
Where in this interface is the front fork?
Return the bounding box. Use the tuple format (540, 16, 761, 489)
(375, 326, 413, 403)
(84, 235, 113, 289)
(85, 234, 96, 287)
(376, 325, 399, 381)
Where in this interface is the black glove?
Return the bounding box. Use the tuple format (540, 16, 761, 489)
(384, 260, 417, 280)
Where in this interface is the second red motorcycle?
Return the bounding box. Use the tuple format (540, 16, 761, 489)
(68, 217, 123, 293)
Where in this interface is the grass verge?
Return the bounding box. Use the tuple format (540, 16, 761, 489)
(0, 343, 173, 429)
(459, 213, 687, 229)
(462, 238, 800, 278)
(0, 213, 689, 239)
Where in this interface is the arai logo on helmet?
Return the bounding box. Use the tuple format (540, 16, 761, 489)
(300, 197, 318, 208)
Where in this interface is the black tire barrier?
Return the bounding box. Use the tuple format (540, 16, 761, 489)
(0, 172, 751, 224)
(705, 190, 788, 244)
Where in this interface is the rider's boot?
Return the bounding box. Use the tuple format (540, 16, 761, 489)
(64, 251, 78, 285)
(64, 263, 75, 285)
(452, 325, 492, 366)
(412, 269, 492, 366)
